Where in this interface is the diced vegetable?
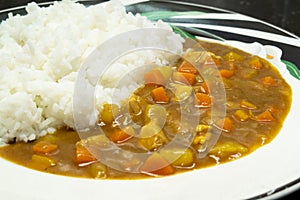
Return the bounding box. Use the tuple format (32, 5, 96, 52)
(155, 66, 173, 80)
(75, 144, 97, 164)
(240, 99, 257, 110)
(87, 162, 108, 179)
(159, 148, 195, 167)
(233, 110, 250, 122)
(200, 82, 209, 94)
(84, 135, 111, 149)
(219, 69, 234, 78)
(224, 52, 245, 62)
(128, 95, 148, 122)
(226, 101, 240, 109)
(196, 124, 210, 133)
(266, 54, 274, 59)
(140, 152, 174, 176)
(209, 141, 248, 156)
(32, 141, 58, 154)
(144, 104, 167, 127)
(129, 98, 142, 116)
(171, 84, 193, 102)
(139, 122, 168, 151)
(151, 87, 170, 103)
(31, 154, 56, 168)
(261, 76, 277, 86)
(99, 104, 120, 125)
(178, 60, 198, 74)
(248, 56, 263, 69)
(215, 117, 233, 133)
(108, 127, 135, 144)
(172, 72, 196, 85)
(267, 105, 280, 115)
(255, 110, 275, 122)
(239, 68, 258, 79)
(195, 93, 212, 108)
(193, 132, 212, 147)
(144, 69, 166, 86)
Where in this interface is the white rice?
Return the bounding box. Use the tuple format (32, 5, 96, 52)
(0, 0, 183, 145)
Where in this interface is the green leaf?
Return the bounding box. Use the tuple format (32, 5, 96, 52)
(141, 11, 204, 21)
(170, 25, 195, 39)
(282, 60, 300, 80)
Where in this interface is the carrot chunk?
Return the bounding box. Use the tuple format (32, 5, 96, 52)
(255, 110, 275, 122)
(261, 76, 277, 86)
(172, 72, 196, 86)
(178, 60, 198, 74)
(108, 128, 134, 144)
(267, 106, 280, 115)
(216, 117, 233, 133)
(140, 153, 175, 176)
(144, 69, 166, 86)
(151, 86, 170, 103)
(200, 82, 209, 94)
(195, 93, 211, 108)
(32, 141, 58, 154)
(266, 54, 274, 59)
(219, 69, 234, 78)
(75, 144, 97, 164)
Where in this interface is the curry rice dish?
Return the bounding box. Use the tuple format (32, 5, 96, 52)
(0, 0, 292, 179)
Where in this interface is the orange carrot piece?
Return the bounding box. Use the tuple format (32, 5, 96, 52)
(144, 69, 166, 86)
(151, 86, 170, 103)
(195, 93, 211, 108)
(200, 82, 209, 94)
(178, 60, 198, 74)
(32, 141, 58, 154)
(266, 54, 274, 59)
(108, 129, 133, 144)
(75, 145, 97, 164)
(140, 153, 175, 176)
(267, 106, 280, 115)
(216, 117, 234, 133)
(219, 69, 234, 78)
(172, 72, 196, 86)
(261, 76, 277, 86)
(255, 110, 275, 122)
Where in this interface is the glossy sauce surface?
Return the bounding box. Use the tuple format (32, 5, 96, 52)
(0, 41, 292, 179)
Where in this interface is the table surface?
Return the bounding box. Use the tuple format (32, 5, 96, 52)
(0, 0, 299, 199)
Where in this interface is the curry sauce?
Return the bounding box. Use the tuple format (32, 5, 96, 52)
(0, 41, 292, 179)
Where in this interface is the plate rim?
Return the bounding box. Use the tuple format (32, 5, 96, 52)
(0, 1, 299, 200)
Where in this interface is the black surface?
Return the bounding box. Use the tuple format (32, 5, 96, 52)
(0, 0, 299, 199)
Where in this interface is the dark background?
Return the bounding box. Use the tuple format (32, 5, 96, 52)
(0, 0, 299, 199)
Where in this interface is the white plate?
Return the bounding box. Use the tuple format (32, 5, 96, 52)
(0, 1, 300, 199)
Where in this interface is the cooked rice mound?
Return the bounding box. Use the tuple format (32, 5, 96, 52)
(0, 0, 183, 144)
